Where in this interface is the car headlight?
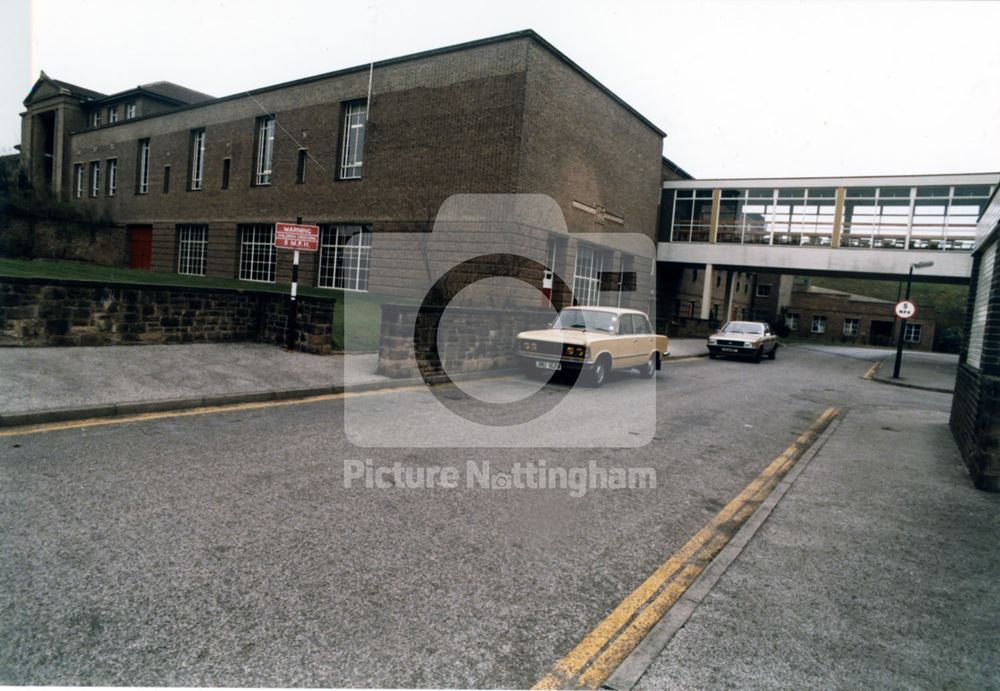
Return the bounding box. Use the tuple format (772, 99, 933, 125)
(708, 337, 718, 344)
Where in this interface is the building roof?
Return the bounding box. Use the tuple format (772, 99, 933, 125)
(37, 30, 666, 138)
(23, 71, 106, 105)
(662, 156, 694, 180)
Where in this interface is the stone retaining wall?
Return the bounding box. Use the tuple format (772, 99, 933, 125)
(377, 303, 552, 377)
(0, 278, 335, 354)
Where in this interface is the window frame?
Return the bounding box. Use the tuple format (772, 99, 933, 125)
(572, 244, 605, 307)
(903, 322, 922, 343)
(254, 116, 275, 186)
(136, 139, 150, 194)
(106, 158, 117, 196)
(785, 312, 800, 330)
(125, 102, 136, 119)
(176, 224, 208, 276)
(108, 105, 118, 123)
(843, 318, 860, 337)
(190, 129, 206, 191)
(73, 163, 84, 198)
(238, 224, 277, 283)
(339, 100, 367, 180)
(89, 160, 100, 198)
(317, 224, 373, 292)
(811, 315, 827, 334)
(756, 284, 771, 298)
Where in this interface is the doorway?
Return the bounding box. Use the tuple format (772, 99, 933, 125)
(870, 320, 894, 347)
(127, 225, 153, 270)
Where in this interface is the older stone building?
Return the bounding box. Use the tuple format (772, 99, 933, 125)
(19, 30, 665, 309)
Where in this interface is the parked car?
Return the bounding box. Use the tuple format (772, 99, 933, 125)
(706, 321, 778, 362)
(515, 307, 669, 387)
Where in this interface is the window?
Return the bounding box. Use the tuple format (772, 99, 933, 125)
(221, 158, 231, 190)
(546, 235, 562, 272)
(339, 100, 366, 179)
(177, 225, 208, 276)
(89, 161, 100, 197)
(108, 105, 118, 123)
(811, 315, 827, 333)
(904, 322, 922, 343)
(90, 111, 101, 128)
(162, 165, 171, 194)
(756, 284, 771, 297)
(572, 245, 605, 306)
(691, 268, 698, 282)
(254, 116, 275, 185)
(125, 102, 136, 119)
(106, 158, 117, 196)
(73, 163, 83, 198)
(317, 225, 372, 291)
(296, 148, 307, 183)
(136, 139, 150, 194)
(715, 274, 721, 288)
(843, 318, 860, 336)
(190, 129, 206, 190)
(238, 224, 277, 282)
(785, 313, 799, 330)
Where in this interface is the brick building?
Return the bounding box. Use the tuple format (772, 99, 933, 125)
(19, 30, 665, 309)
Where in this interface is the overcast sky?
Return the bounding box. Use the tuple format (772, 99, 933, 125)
(2, 0, 999, 178)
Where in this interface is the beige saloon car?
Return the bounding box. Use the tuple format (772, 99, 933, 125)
(515, 307, 669, 387)
(706, 321, 778, 362)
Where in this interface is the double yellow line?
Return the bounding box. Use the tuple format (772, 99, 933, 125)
(533, 406, 841, 690)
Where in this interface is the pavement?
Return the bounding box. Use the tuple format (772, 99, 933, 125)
(1, 341, 994, 688)
(0, 338, 709, 425)
(788, 343, 959, 393)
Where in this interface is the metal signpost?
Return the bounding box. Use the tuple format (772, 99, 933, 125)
(891, 260, 933, 379)
(274, 219, 320, 350)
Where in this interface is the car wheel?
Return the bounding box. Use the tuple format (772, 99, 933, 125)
(589, 356, 609, 388)
(753, 347, 763, 363)
(768, 345, 777, 360)
(643, 353, 657, 378)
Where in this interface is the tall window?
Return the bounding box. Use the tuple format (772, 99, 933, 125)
(106, 159, 117, 196)
(255, 116, 275, 185)
(90, 111, 101, 128)
(177, 225, 208, 276)
(74, 163, 83, 198)
(125, 102, 136, 119)
(238, 224, 276, 282)
(573, 245, 605, 306)
(89, 161, 100, 197)
(318, 225, 372, 291)
(340, 101, 366, 179)
(136, 139, 150, 194)
(904, 323, 922, 343)
(811, 315, 827, 334)
(296, 149, 308, 184)
(190, 129, 206, 190)
(221, 158, 231, 190)
(108, 105, 118, 123)
(843, 318, 860, 336)
(162, 165, 171, 194)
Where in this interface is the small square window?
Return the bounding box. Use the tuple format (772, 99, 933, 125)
(756, 284, 771, 298)
(811, 315, 827, 334)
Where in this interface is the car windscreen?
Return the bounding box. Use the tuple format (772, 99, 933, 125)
(553, 309, 617, 333)
(721, 323, 764, 335)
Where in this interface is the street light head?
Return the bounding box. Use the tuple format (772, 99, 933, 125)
(911, 261, 935, 270)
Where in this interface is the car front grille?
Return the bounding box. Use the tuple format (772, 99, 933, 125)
(716, 339, 748, 347)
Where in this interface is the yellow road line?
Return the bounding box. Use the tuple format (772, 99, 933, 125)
(0, 384, 431, 438)
(863, 360, 884, 380)
(532, 406, 840, 690)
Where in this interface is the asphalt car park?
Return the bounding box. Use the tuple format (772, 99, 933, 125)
(0, 345, 980, 687)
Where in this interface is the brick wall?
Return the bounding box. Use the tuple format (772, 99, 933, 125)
(950, 239, 1000, 490)
(376, 303, 551, 377)
(0, 278, 334, 353)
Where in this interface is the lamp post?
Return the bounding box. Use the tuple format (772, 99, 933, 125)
(892, 260, 934, 379)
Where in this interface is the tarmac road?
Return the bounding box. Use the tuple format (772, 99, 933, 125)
(0, 345, 970, 687)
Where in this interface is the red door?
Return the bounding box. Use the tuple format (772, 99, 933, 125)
(127, 226, 153, 270)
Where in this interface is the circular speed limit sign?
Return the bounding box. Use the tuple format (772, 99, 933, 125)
(894, 300, 917, 319)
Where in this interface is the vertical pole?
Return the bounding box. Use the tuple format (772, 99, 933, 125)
(287, 216, 302, 350)
(891, 267, 913, 379)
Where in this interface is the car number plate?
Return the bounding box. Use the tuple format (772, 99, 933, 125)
(722, 347, 739, 353)
(536, 361, 561, 371)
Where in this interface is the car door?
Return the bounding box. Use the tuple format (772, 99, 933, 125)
(633, 314, 656, 364)
(616, 314, 644, 367)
